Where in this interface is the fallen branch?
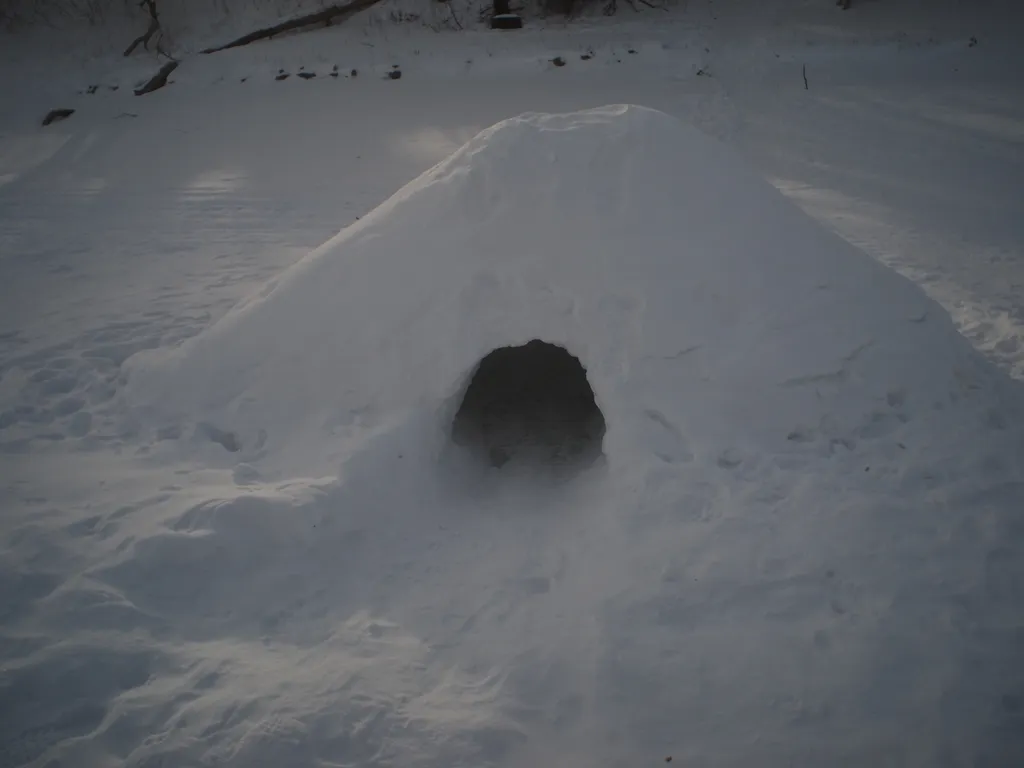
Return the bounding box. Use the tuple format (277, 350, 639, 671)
(124, 0, 161, 57)
(134, 60, 179, 95)
(201, 0, 385, 55)
(624, 0, 662, 10)
(802, 63, 808, 90)
(42, 108, 74, 126)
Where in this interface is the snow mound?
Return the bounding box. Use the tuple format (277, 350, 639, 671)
(126, 104, 983, 473)
(62, 105, 1024, 766)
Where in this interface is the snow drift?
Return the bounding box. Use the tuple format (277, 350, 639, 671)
(108, 105, 1024, 767)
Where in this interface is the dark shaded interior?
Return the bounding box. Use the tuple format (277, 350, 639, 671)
(450, 340, 605, 470)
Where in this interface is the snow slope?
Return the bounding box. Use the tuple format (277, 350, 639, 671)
(10, 104, 1008, 767)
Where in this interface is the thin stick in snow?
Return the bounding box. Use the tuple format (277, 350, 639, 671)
(447, 2, 464, 30)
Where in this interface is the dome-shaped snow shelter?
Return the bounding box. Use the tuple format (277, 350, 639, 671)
(451, 340, 605, 469)
(125, 105, 1007, 472)
(120, 106, 1024, 766)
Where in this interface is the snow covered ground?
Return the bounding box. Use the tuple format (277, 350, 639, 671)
(2, 1, 1024, 766)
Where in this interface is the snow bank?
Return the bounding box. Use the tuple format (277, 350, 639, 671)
(126, 104, 977, 472)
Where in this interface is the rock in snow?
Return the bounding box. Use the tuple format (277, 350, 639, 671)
(99, 106, 1024, 766)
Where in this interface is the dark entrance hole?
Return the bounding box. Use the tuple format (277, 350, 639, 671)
(450, 340, 605, 470)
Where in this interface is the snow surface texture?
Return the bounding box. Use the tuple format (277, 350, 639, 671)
(98, 105, 1024, 766)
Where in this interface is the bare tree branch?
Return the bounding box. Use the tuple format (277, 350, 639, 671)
(201, 0, 386, 55)
(123, 0, 161, 57)
(447, 1, 464, 30)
